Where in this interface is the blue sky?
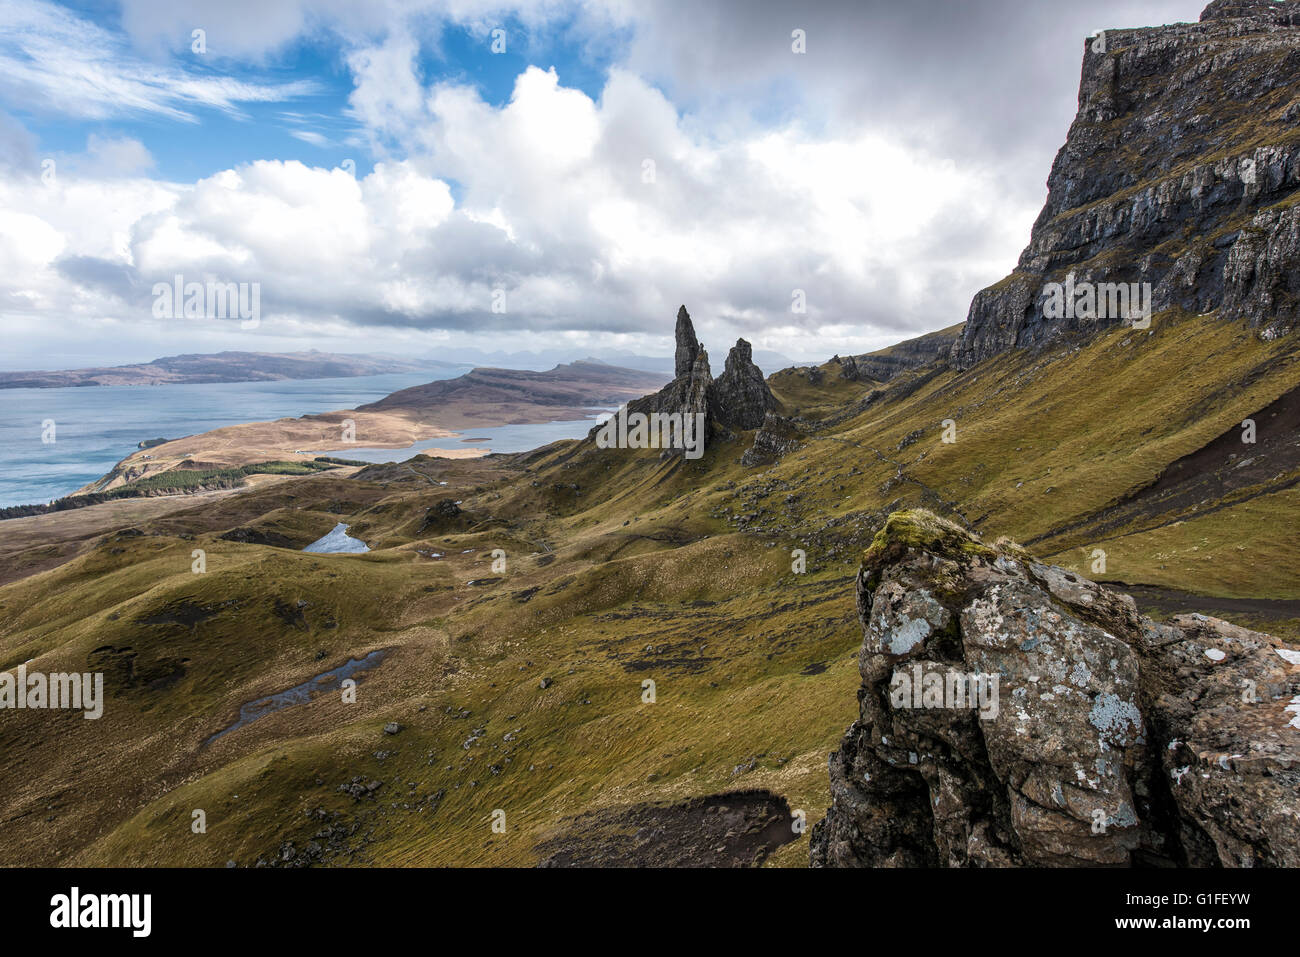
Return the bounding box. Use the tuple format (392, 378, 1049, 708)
(11, 6, 626, 182)
(0, 0, 1207, 370)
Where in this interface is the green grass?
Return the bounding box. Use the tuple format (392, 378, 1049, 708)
(3, 309, 1299, 868)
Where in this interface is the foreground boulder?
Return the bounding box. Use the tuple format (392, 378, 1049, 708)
(810, 510, 1300, 867)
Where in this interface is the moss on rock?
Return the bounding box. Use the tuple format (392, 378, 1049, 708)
(860, 509, 994, 578)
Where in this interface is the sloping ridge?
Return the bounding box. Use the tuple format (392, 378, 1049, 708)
(359, 361, 669, 414)
(1022, 366, 1300, 548)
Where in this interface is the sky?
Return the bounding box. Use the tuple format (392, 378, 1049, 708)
(0, 0, 1209, 370)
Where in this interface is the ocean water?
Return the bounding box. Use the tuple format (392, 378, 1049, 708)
(0, 373, 449, 508)
(0, 373, 611, 508)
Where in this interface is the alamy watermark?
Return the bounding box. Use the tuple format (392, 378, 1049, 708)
(0, 666, 104, 719)
(152, 274, 260, 328)
(594, 405, 706, 460)
(1042, 273, 1151, 329)
(890, 665, 1000, 720)
(50, 887, 150, 937)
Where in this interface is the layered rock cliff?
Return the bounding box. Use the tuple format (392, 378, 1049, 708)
(810, 510, 1300, 867)
(951, 0, 1300, 369)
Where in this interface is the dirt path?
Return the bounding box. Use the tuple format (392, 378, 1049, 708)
(1110, 582, 1300, 641)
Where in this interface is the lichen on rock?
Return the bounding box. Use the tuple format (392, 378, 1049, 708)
(812, 507, 1300, 868)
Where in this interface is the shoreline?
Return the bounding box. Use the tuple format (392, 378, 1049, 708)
(5, 361, 665, 506)
(73, 408, 482, 497)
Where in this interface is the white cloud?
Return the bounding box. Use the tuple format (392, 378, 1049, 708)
(117, 0, 318, 60)
(289, 129, 330, 147)
(82, 135, 156, 177)
(7, 0, 1212, 366)
(0, 59, 1035, 363)
(0, 0, 319, 121)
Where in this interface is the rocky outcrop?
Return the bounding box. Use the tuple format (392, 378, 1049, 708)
(1202, 0, 1300, 21)
(811, 509, 1300, 867)
(645, 347, 714, 423)
(713, 338, 777, 429)
(951, 0, 1300, 369)
(593, 306, 779, 456)
(740, 412, 803, 467)
(416, 498, 468, 535)
(597, 306, 713, 454)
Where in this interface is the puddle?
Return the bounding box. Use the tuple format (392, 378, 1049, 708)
(303, 522, 370, 553)
(204, 650, 388, 746)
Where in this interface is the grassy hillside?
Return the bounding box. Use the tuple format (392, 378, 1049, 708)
(1, 308, 1297, 867)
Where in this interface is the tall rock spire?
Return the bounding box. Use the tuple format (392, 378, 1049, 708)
(591, 306, 781, 460)
(674, 305, 701, 379)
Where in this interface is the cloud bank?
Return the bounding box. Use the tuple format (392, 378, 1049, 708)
(0, 0, 1206, 366)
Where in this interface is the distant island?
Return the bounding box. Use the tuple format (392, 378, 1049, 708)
(0, 350, 467, 389)
(74, 359, 669, 495)
(358, 360, 672, 419)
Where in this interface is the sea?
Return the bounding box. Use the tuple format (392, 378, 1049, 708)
(0, 373, 606, 508)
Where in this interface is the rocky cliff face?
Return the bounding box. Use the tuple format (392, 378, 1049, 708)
(811, 510, 1300, 867)
(951, 0, 1300, 369)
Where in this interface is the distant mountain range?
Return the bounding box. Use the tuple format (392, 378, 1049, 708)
(0, 347, 795, 388)
(359, 359, 669, 417)
(0, 350, 469, 389)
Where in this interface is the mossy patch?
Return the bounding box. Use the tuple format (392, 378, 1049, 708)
(860, 509, 994, 575)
